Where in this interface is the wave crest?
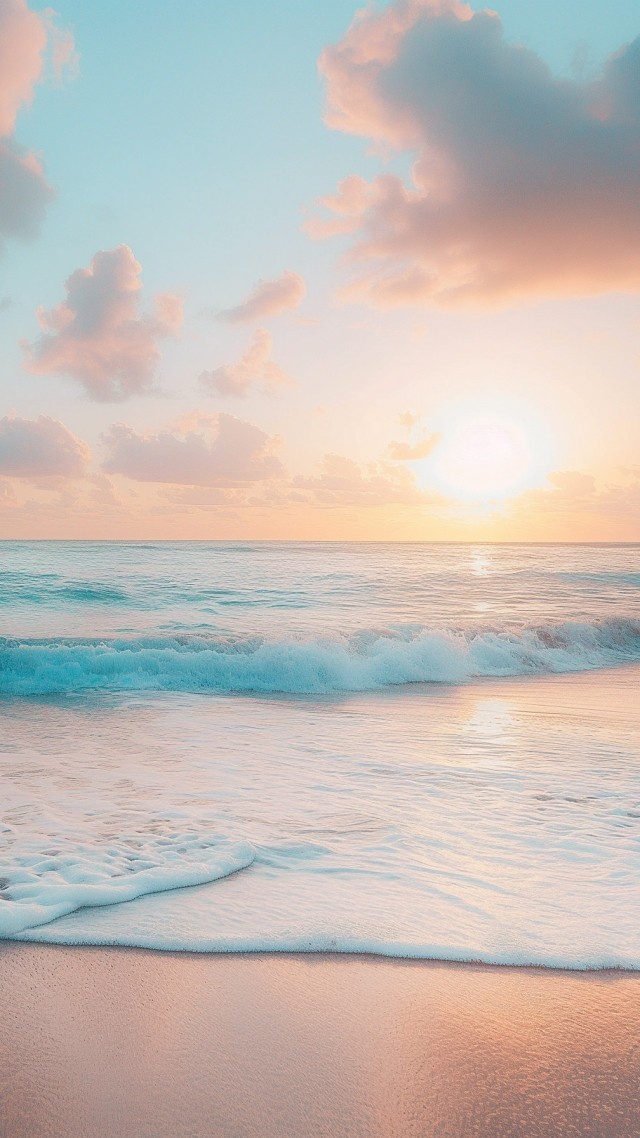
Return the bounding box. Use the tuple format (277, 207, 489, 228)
(1, 618, 639, 695)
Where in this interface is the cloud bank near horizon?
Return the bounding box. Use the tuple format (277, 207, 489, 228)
(102, 412, 284, 486)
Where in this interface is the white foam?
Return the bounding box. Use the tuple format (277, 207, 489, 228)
(0, 836, 254, 937)
(1, 617, 639, 695)
(2, 677, 639, 969)
(10, 865, 640, 971)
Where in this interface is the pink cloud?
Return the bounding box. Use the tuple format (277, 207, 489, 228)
(24, 245, 183, 401)
(0, 1, 76, 249)
(102, 412, 284, 486)
(546, 471, 597, 499)
(398, 410, 421, 429)
(293, 452, 440, 507)
(0, 0, 47, 136)
(199, 328, 294, 398)
(0, 414, 89, 477)
(386, 431, 440, 461)
(0, 140, 53, 244)
(317, 0, 640, 307)
(511, 469, 640, 522)
(221, 270, 305, 322)
(0, 477, 17, 504)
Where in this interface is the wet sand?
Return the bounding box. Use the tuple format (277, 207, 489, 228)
(1, 944, 638, 1138)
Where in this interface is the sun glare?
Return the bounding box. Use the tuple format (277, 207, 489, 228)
(433, 415, 534, 502)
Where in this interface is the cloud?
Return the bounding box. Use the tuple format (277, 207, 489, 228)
(0, 477, 17, 504)
(398, 410, 421, 429)
(316, 0, 640, 307)
(514, 470, 599, 515)
(0, 0, 47, 136)
(24, 245, 183, 401)
(386, 431, 439, 460)
(293, 452, 440, 507)
(510, 468, 640, 522)
(0, 140, 54, 244)
(544, 470, 597, 499)
(47, 20, 79, 83)
(102, 412, 284, 486)
(199, 327, 294, 398)
(0, 414, 89, 477)
(0, 0, 76, 250)
(159, 485, 247, 509)
(220, 270, 305, 322)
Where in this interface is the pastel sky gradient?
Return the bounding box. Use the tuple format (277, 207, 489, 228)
(1, 0, 639, 539)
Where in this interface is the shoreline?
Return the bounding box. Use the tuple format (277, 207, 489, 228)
(2, 942, 639, 1138)
(6, 937, 640, 974)
(5, 935, 640, 969)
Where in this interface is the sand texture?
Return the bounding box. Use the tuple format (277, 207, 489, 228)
(1, 945, 639, 1138)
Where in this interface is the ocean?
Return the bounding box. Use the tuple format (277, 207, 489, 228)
(1, 541, 638, 968)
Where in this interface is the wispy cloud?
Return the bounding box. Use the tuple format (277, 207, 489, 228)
(293, 452, 441, 507)
(398, 410, 421, 430)
(220, 270, 305, 323)
(386, 432, 440, 461)
(199, 328, 294, 398)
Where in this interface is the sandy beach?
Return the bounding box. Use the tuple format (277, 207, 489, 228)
(1, 944, 638, 1138)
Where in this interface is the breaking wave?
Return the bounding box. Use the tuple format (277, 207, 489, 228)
(1, 617, 639, 696)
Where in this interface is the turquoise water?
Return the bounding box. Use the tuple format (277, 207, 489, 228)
(1, 541, 640, 693)
(1, 542, 639, 967)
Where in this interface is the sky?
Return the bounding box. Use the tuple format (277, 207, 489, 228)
(1, 0, 639, 540)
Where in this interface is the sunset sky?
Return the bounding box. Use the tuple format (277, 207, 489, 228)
(1, 0, 639, 540)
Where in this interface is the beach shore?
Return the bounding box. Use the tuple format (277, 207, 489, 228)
(1, 944, 638, 1138)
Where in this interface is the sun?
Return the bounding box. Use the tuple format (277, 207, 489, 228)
(432, 415, 534, 501)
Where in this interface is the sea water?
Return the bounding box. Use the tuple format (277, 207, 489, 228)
(1, 541, 638, 967)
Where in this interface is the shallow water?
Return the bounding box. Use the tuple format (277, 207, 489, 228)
(1, 542, 639, 966)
